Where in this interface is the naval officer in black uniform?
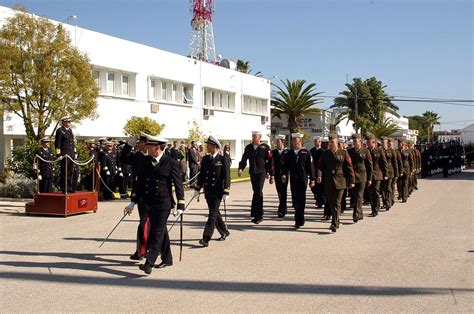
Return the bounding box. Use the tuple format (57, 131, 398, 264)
(124, 134, 185, 275)
(281, 133, 315, 229)
(35, 137, 54, 193)
(269, 135, 289, 218)
(55, 116, 77, 193)
(238, 131, 272, 224)
(194, 136, 231, 247)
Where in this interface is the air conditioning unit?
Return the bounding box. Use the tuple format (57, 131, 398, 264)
(150, 103, 160, 113)
(203, 108, 214, 117)
(261, 116, 269, 124)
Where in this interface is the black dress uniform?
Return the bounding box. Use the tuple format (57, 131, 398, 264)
(283, 146, 314, 228)
(347, 144, 372, 222)
(100, 147, 117, 200)
(132, 147, 185, 271)
(317, 140, 355, 232)
(195, 138, 231, 245)
(120, 139, 149, 259)
(35, 145, 54, 193)
(270, 147, 289, 217)
(368, 145, 388, 216)
(188, 145, 200, 188)
(55, 124, 77, 193)
(238, 142, 272, 223)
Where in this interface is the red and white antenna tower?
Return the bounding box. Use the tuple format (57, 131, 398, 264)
(189, 0, 217, 63)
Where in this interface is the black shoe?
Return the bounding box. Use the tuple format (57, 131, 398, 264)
(139, 263, 152, 274)
(252, 218, 263, 224)
(277, 212, 285, 218)
(330, 225, 337, 232)
(199, 239, 209, 247)
(386, 206, 391, 211)
(219, 231, 230, 241)
(323, 215, 331, 220)
(129, 252, 143, 261)
(353, 218, 358, 223)
(156, 261, 173, 269)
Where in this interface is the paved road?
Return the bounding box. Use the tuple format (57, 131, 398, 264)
(1, 170, 473, 312)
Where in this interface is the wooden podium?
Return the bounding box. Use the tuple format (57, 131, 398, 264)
(25, 191, 98, 217)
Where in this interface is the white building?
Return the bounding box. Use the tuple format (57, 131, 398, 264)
(460, 124, 474, 145)
(0, 6, 271, 168)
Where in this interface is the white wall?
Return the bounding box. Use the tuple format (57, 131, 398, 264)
(0, 6, 271, 168)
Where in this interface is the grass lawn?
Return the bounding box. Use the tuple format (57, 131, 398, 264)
(231, 168, 250, 181)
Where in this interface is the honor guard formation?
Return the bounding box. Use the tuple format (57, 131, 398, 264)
(33, 121, 469, 275)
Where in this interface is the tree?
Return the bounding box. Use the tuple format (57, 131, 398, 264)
(407, 115, 428, 141)
(187, 120, 206, 144)
(236, 59, 263, 77)
(368, 118, 401, 138)
(123, 116, 165, 137)
(421, 111, 441, 142)
(0, 9, 99, 142)
(331, 77, 398, 134)
(271, 79, 323, 134)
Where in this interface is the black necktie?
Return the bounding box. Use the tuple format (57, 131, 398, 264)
(210, 155, 214, 162)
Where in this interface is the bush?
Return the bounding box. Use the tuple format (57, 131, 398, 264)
(0, 174, 36, 198)
(6, 139, 38, 179)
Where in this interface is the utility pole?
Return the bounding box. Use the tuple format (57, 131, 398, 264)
(354, 86, 359, 134)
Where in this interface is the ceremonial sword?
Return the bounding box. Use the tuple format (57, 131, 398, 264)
(99, 213, 128, 248)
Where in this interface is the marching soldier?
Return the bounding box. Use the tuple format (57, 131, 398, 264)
(347, 133, 372, 222)
(281, 133, 315, 229)
(35, 137, 54, 193)
(381, 137, 398, 211)
(238, 131, 272, 224)
(120, 134, 150, 260)
(310, 136, 324, 208)
(54, 116, 77, 193)
(316, 133, 355, 232)
(320, 137, 331, 219)
(366, 134, 388, 217)
(389, 138, 403, 206)
(194, 136, 231, 247)
(116, 141, 132, 198)
(398, 140, 414, 202)
(269, 135, 289, 218)
(124, 134, 185, 275)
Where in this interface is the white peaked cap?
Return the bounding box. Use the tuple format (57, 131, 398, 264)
(291, 133, 303, 139)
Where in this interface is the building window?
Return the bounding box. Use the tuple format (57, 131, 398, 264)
(211, 91, 215, 107)
(172, 84, 177, 102)
(243, 95, 268, 115)
(94, 71, 100, 89)
(183, 85, 193, 103)
(107, 73, 115, 94)
(122, 75, 129, 96)
(150, 80, 157, 100)
(161, 82, 167, 100)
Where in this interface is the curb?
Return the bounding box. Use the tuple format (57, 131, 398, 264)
(231, 177, 251, 183)
(0, 197, 32, 203)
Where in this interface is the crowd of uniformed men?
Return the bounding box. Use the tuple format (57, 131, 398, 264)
(34, 117, 468, 275)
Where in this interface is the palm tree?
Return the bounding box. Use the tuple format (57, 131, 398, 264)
(331, 77, 399, 134)
(271, 79, 323, 134)
(368, 118, 401, 138)
(236, 59, 263, 77)
(236, 60, 250, 73)
(422, 111, 441, 142)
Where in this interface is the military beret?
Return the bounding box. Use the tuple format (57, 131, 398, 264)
(351, 133, 361, 140)
(205, 135, 221, 148)
(365, 133, 376, 140)
(328, 133, 338, 140)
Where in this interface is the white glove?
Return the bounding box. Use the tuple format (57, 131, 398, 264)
(194, 189, 200, 197)
(124, 202, 135, 215)
(127, 136, 138, 147)
(106, 171, 111, 176)
(119, 173, 123, 177)
(223, 194, 229, 202)
(38, 174, 42, 181)
(57, 156, 64, 161)
(103, 166, 108, 171)
(176, 209, 184, 216)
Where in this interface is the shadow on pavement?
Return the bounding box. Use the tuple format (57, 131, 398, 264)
(0, 265, 471, 297)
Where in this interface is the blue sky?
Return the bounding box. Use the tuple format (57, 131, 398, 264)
(4, 0, 473, 130)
